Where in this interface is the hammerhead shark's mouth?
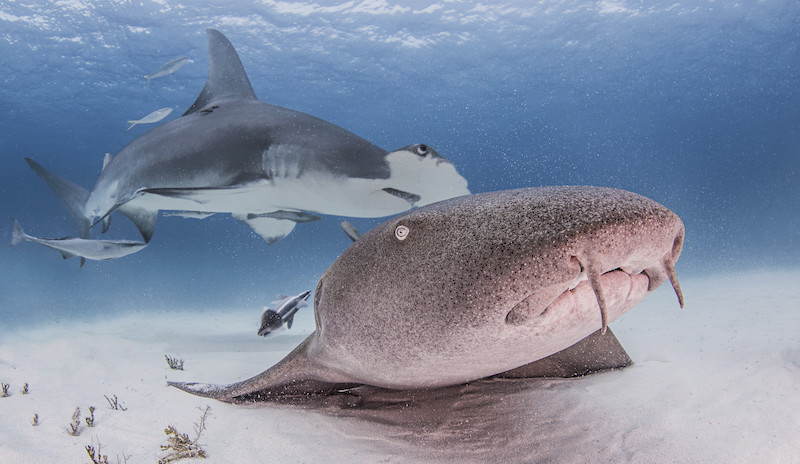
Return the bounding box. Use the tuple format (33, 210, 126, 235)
(383, 188, 421, 206)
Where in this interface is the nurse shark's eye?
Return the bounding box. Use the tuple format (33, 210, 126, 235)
(415, 144, 428, 156)
(395, 225, 410, 241)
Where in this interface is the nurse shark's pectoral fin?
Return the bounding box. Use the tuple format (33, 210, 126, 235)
(496, 328, 632, 379)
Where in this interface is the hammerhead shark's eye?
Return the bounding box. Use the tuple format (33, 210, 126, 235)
(395, 225, 410, 241)
(415, 144, 428, 156)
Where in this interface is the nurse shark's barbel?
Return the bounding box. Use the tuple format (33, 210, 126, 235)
(21, 29, 469, 261)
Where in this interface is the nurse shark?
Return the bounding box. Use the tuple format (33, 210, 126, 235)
(171, 186, 685, 403)
(23, 29, 469, 259)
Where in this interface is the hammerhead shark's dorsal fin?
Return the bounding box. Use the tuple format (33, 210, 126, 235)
(184, 29, 257, 116)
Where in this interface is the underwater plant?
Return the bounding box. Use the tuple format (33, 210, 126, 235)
(85, 444, 109, 464)
(85, 406, 96, 427)
(165, 355, 184, 370)
(104, 394, 127, 411)
(68, 407, 81, 436)
(85, 439, 129, 464)
(158, 406, 210, 463)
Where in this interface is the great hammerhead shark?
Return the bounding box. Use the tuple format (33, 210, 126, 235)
(21, 29, 469, 261)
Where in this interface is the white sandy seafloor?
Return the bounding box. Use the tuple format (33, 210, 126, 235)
(1, 269, 799, 463)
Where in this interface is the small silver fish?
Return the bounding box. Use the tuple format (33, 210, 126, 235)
(127, 107, 173, 131)
(144, 56, 189, 88)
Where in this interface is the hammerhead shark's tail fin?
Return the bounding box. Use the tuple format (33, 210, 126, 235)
(24, 158, 92, 239)
(10, 219, 26, 246)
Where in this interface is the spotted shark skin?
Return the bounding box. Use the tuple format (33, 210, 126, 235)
(170, 186, 684, 403)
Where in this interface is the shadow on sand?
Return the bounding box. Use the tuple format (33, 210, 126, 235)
(242, 375, 606, 463)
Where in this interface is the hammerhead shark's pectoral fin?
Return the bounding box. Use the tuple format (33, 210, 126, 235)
(233, 213, 296, 245)
(497, 328, 632, 378)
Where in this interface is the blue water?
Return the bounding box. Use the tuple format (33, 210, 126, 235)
(1, 1, 798, 327)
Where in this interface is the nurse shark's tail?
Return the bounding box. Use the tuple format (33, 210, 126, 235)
(24, 158, 92, 240)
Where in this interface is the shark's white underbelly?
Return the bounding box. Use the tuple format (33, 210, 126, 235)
(126, 176, 413, 218)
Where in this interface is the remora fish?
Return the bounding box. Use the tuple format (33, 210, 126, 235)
(127, 107, 173, 131)
(169, 186, 685, 403)
(24, 29, 469, 255)
(162, 211, 216, 219)
(144, 56, 189, 88)
(258, 290, 311, 337)
(10, 219, 147, 265)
